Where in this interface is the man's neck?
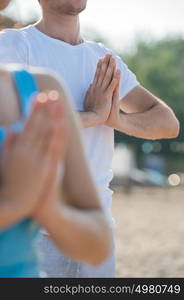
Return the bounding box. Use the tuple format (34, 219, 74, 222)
(36, 12, 82, 45)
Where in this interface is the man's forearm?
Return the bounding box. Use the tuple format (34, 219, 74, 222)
(77, 111, 102, 128)
(114, 104, 179, 140)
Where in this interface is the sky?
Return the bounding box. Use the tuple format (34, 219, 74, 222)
(3, 0, 184, 51)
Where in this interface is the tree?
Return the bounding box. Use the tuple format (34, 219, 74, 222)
(115, 37, 184, 171)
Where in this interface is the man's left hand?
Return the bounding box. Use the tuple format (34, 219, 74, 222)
(105, 69, 121, 129)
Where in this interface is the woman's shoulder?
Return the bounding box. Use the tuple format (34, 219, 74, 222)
(0, 65, 71, 125)
(0, 66, 20, 125)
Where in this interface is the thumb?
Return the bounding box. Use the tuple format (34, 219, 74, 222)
(108, 68, 121, 93)
(3, 130, 19, 152)
(112, 70, 121, 104)
(1, 130, 19, 170)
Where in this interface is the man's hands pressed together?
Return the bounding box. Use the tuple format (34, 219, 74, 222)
(79, 54, 120, 128)
(105, 69, 121, 129)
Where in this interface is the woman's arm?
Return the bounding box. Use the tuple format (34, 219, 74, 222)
(34, 72, 112, 265)
(0, 82, 68, 230)
(36, 201, 112, 266)
(0, 196, 29, 230)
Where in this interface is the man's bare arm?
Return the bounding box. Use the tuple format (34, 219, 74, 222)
(107, 85, 179, 139)
(77, 111, 102, 128)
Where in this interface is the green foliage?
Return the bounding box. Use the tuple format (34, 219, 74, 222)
(124, 37, 184, 117)
(115, 37, 184, 164)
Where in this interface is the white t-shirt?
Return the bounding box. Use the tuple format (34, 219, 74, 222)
(0, 25, 139, 211)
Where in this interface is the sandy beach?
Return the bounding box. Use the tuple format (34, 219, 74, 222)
(112, 186, 184, 278)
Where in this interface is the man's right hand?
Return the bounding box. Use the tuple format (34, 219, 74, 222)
(80, 54, 119, 128)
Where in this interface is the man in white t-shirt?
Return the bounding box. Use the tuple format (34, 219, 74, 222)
(0, 0, 179, 277)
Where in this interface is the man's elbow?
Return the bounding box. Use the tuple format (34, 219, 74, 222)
(162, 108, 180, 139)
(168, 118, 180, 138)
(153, 104, 180, 139)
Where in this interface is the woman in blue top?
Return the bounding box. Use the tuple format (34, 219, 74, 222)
(0, 88, 66, 277)
(0, 0, 112, 277)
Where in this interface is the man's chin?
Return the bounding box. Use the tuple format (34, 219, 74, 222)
(0, 0, 10, 10)
(67, 6, 86, 16)
(69, 10, 85, 16)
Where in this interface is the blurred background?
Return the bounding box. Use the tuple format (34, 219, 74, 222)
(1, 0, 184, 277)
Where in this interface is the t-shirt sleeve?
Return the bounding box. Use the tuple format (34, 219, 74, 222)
(115, 54, 140, 100)
(0, 29, 28, 65)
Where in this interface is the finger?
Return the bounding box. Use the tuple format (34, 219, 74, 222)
(3, 130, 20, 154)
(47, 120, 68, 166)
(86, 84, 93, 96)
(101, 56, 116, 90)
(40, 123, 68, 186)
(113, 82, 120, 102)
(38, 100, 67, 161)
(23, 93, 48, 127)
(4, 130, 18, 149)
(112, 70, 121, 104)
(2, 131, 19, 160)
(21, 93, 49, 139)
(1, 131, 20, 172)
(115, 69, 121, 88)
(45, 93, 65, 120)
(107, 69, 121, 93)
(23, 90, 60, 132)
(97, 54, 112, 87)
(21, 93, 60, 147)
(20, 92, 65, 161)
(84, 84, 93, 110)
(92, 59, 103, 87)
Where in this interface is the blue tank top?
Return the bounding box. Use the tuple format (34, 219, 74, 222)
(0, 70, 40, 278)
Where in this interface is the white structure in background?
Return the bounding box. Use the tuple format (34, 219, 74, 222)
(112, 143, 166, 187)
(112, 143, 136, 178)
